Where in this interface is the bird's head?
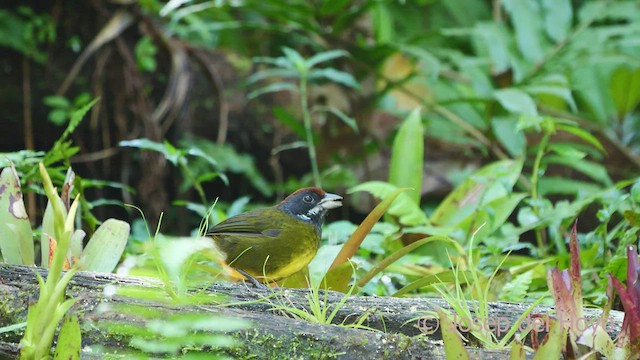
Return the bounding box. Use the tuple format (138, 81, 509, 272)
(277, 187, 343, 228)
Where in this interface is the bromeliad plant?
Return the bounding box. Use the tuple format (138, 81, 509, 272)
(0, 163, 130, 358)
(535, 223, 640, 359)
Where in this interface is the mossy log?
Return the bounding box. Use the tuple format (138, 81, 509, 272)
(0, 265, 624, 359)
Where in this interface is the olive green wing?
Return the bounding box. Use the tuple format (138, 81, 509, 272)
(208, 208, 282, 238)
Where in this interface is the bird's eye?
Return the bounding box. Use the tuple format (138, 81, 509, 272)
(303, 195, 313, 203)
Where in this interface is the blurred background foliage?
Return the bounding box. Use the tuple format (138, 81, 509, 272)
(1, 0, 640, 303)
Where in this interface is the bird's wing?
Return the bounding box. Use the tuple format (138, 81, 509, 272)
(208, 208, 282, 238)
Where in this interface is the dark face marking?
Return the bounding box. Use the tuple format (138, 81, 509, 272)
(277, 188, 342, 230)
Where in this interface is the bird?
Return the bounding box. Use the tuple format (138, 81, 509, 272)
(209, 187, 343, 284)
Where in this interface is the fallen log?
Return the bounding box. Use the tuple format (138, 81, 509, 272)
(0, 265, 623, 359)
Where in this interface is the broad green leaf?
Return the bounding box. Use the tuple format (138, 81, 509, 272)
(541, 0, 572, 42)
(502, 0, 546, 62)
(246, 67, 300, 84)
(53, 314, 81, 360)
(43, 95, 70, 109)
(247, 82, 298, 99)
(371, 2, 393, 44)
(389, 108, 424, 205)
(543, 155, 612, 185)
(282, 47, 306, 73)
(185, 147, 218, 167)
(523, 74, 577, 112)
(610, 66, 640, 118)
(119, 138, 179, 164)
(571, 63, 618, 123)
(79, 219, 130, 272)
(538, 177, 602, 197)
(431, 159, 523, 228)
(308, 68, 359, 89)
(0, 165, 34, 265)
(547, 143, 586, 159)
(494, 88, 538, 116)
(492, 117, 526, 157)
(252, 56, 292, 69)
(473, 22, 511, 74)
(556, 124, 606, 152)
(307, 244, 341, 287)
(306, 49, 349, 68)
(455, 193, 527, 242)
(319, 0, 350, 15)
(440, 0, 491, 26)
(350, 181, 428, 226)
(313, 105, 358, 133)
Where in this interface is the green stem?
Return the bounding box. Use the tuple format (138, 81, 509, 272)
(530, 129, 551, 256)
(299, 76, 321, 188)
(180, 162, 207, 205)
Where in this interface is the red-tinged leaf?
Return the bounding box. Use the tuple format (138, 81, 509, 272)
(548, 268, 577, 330)
(625, 245, 640, 304)
(569, 221, 583, 319)
(510, 334, 526, 360)
(610, 275, 640, 346)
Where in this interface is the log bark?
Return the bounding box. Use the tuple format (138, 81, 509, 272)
(0, 265, 623, 359)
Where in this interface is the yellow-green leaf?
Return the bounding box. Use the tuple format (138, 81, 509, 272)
(430, 159, 523, 228)
(0, 164, 34, 265)
(438, 308, 471, 360)
(79, 219, 130, 272)
(53, 314, 81, 360)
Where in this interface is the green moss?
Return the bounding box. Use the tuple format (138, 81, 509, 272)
(225, 328, 344, 360)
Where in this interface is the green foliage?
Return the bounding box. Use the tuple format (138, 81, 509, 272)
(99, 304, 246, 358)
(134, 35, 157, 72)
(266, 276, 375, 330)
(4, 0, 640, 356)
(179, 138, 273, 197)
(120, 138, 227, 205)
(248, 47, 358, 187)
(92, 209, 248, 358)
(388, 108, 424, 205)
(0, 6, 55, 62)
(0, 165, 34, 265)
(19, 163, 80, 359)
(350, 182, 428, 226)
(43, 93, 92, 126)
(53, 315, 81, 360)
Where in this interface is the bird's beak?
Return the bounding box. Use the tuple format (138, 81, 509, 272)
(319, 193, 343, 209)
